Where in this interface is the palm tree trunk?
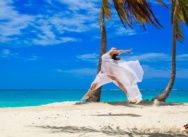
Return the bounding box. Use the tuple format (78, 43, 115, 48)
(87, 6, 107, 102)
(152, 1, 179, 102)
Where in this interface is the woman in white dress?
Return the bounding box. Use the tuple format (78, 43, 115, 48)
(81, 47, 144, 104)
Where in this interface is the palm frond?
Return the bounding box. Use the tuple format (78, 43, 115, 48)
(175, 18, 184, 42)
(172, 0, 184, 43)
(117, 0, 123, 4)
(172, 0, 188, 42)
(179, 0, 188, 25)
(112, 0, 132, 28)
(122, 0, 163, 29)
(156, 0, 168, 8)
(102, 0, 111, 19)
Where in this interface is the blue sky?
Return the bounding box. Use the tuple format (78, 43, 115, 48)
(0, 0, 188, 90)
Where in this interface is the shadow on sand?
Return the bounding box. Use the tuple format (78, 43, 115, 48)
(34, 125, 187, 137)
(32, 101, 187, 136)
(75, 100, 185, 107)
(90, 113, 141, 117)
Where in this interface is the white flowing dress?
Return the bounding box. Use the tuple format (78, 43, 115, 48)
(92, 53, 144, 103)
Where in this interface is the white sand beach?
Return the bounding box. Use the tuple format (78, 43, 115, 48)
(0, 101, 188, 137)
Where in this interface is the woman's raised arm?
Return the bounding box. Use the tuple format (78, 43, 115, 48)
(118, 48, 132, 54)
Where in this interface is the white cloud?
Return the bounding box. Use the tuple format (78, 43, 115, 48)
(124, 53, 188, 62)
(115, 27, 137, 36)
(39, 0, 101, 36)
(39, 25, 56, 39)
(77, 53, 99, 60)
(142, 65, 188, 78)
(176, 69, 188, 78)
(0, 0, 100, 46)
(55, 68, 96, 76)
(123, 53, 170, 62)
(46, 0, 52, 5)
(0, 49, 41, 61)
(25, 54, 42, 61)
(2, 49, 10, 56)
(76, 54, 99, 64)
(33, 34, 81, 46)
(48, 10, 99, 33)
(56, 0, 100, 11)
(0, 49, 19, 58)
(142, 65, 170, 78)
(0, 1, 35, 37)
(177, 54, 188, 61)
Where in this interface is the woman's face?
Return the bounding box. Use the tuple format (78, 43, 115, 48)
(111, 47, 117, 50)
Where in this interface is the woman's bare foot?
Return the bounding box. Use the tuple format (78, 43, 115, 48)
(81, 95, 89, 101)
(135, 98, 142, 104)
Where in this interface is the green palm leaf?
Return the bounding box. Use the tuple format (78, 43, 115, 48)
(122, 0, 163, 29)
(112, 0, 132, 28)
(179, 0, 188, 25)
(172, 0, 188, 42)
(156, 0, 168, 7)
(102, 0, 111, 19)
(102, 0, 165, 29)
(175, 18, 184, 42)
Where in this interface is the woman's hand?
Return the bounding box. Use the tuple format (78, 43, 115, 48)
(127, 48, 132, 53)
(110, 48, 132, 54)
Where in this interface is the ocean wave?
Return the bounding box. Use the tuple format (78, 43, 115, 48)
(43, 101, 80, 106)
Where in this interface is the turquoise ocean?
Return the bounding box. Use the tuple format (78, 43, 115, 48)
(0, 89, 188, 108)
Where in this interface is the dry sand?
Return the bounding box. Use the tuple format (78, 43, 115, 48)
(0, 101, 188, 137)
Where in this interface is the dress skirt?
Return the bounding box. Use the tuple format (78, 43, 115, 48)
(91, 53, 144, 103)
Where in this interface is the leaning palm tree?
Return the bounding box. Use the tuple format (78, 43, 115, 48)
(87, 0, 166, 102)
(87, 6, 106, 102)
(152, 0, 188, 102)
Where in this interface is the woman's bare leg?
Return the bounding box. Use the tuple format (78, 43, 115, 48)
(81, 83, 98, 100)
(107, 75, 128, 96)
